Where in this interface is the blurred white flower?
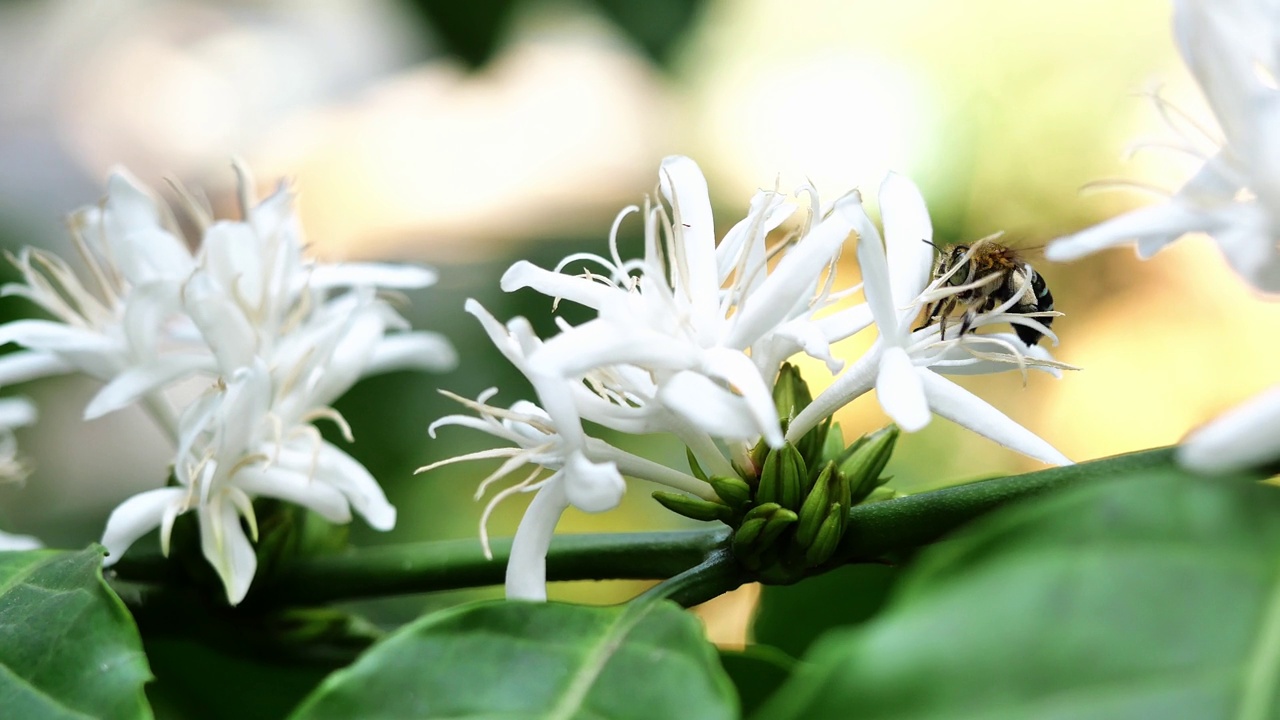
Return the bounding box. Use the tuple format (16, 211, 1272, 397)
(0, 396, 39, 551)
(6, 165, 456, 602)
(791, 173, 1071, 465)
(1178, 385, 1280, 473)
(1047, 0, 1280, 292)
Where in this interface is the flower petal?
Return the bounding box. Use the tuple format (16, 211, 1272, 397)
(917, 368, 1071, 465)
(0, 530, 42, 551)
(876, 346, 930, 432)
(365, 331, 459, 375)
(852, 194, 904, 341)
(1045, 201, 1215, 262)
(311, 263, 438, 290)
(500, 260, 622, 311)
(657, 371, 765, 441)
(101, 487, 187, 565)
(84, 354, 212, 420)
(505, 479, 569, 601)
(561, 451, 625, 513)
(879, 172, 935, 318)
(659, 156, 719, 328)
(198, 497, 258, 605)
(1179, 385, 1280, 474)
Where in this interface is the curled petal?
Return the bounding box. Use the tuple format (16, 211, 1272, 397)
(101, 487, 187, 566)
(562, 451, 625, 513)
(501, 261, 620, 312)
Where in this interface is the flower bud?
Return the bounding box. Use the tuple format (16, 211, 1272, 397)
(795, 462, 836, 548)
(651, 491, 732, 523)
(803, 503, 844, 568)
(772, 362, 813, 422)
(708, 475, 752, 509)
(837, 425, 899, 504)
(758, 443, 807, 512)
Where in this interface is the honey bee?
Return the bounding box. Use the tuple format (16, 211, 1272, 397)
(920, 237, 1055, 346)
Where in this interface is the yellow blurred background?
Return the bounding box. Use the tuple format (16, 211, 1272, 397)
(0, 0, 1275, 640)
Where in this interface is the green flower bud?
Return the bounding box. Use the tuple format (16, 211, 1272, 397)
(755, 508, 799, 552)
(803, 504, 844, 568)
(708, 475, 752, 509)
(772, 362, 813, 422)
(862, 486, 904, 504)
(795, 462, 836, 548)
(686, 448, 708, 481)
(837, 425, 899, 504)
(758, 443, 807, 511)
(651, 491, 732, 523)
(732, 504, 798, 567)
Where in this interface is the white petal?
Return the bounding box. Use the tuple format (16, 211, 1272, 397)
(815, 303, 874, 345)
(787, 343, 882, 443)
(183, 272, 258, 370)
(84, 354, 212, 420)
(311, 263, 438, 290)
(500, 261, 620, 311)
(198, 498, 258, 605)
(725, 199, 855, 349)
(852, 196, 904, 342)
(561, 451, 625, 513)
(657, 371, 763, 441)
(918, 369, 1071, 465)
(365, 332, 458, 375)
(0, 530, 42, 551)
(716, 190, 794, 287)
(876, 346, 930, 432)
(0, 320, 119, 359)
(879, 172, 935, 316)
(505, 479, 569, 601)
(302, 442, 396, 531)
(233, 466, 353, 523)
(1045, 202, 1214, 262)
(659, 156, 719, 325)
(1179, 386, 1280, 473)
(0, 397, 36, 429)
(701, 347, 785, 447)
(531, 318, 698, 376)
(0, 351, 74, 386)
(101, 487, 187, 565)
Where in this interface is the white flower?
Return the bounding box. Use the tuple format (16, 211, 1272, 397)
(500, 155, 866, 450)
(0, 396, 38, 551)
(422, 388, 713, 601)
(1178, 385, 1280, 473)
(790, 173, 1071, 465)
(9, 164, 457, 603)
(1046, 0, 1280, 292)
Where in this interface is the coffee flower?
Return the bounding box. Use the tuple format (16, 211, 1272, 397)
(0, 396, 38, 551)
(1179, 386, 1280, 474)
(790, 173, 1071, 466)
(1047, 0, 1280, 292)
(5, 166, 456, 602)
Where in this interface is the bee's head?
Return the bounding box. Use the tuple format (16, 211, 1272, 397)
(942, 244, 972, 286)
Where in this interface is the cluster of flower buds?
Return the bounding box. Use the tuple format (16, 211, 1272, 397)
(655, 364, 899, 581)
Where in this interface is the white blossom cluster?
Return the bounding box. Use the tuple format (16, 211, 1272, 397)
(0, 165, 456, 603)
(429, 155, 1070, 601)
(1046, 0, 1280, 474)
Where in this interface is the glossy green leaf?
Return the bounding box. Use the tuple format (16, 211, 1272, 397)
(758, 469, 1280, 720)
(752, 563, 899, 659)
(720, 645, 795, 718)
(290, 599, 737, 719)
(0, 546, 152, 720)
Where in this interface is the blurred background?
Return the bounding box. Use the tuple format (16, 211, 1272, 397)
(0, 0, 1275, 673)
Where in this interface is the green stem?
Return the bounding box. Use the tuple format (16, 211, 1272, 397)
(113, 448, 1177, 608)
(833, 446, 1176, 564)
(255, 528, 731, 606)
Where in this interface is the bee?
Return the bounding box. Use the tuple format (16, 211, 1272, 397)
(920, 237, 1055, 346)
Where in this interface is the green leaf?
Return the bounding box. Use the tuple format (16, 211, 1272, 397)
(752, 563, 898, 659)
(290, 599, 737, 719)
(720, 645, 795, 718)
(0, 546, 152, 720)
(757, 467, 1280, 720)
